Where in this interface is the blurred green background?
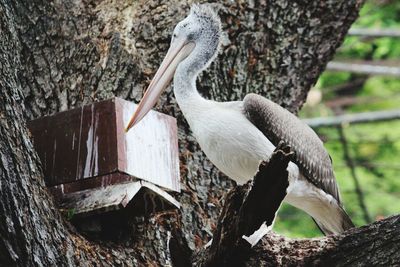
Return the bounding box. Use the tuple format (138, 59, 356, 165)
(275, 0, 400, 237)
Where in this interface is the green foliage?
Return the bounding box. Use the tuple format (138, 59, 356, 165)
(316, 72, 352, 89)
(276, 121, 400, 237)
(357, 0, 400, 27)
(339, 0, 400, 60)
(275, 0, 400, 237)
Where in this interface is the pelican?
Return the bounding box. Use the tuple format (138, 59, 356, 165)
(126, 4, 353, 243)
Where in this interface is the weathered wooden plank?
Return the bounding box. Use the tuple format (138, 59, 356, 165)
(49, 172, 136, 198)
(28, 100, 118, 185)
(59, 180, 180, 218)
(117, 98, 180, 192)
(28, 97, 180, 192)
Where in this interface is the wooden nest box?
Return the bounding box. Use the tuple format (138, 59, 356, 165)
(28, 97, 180, 226)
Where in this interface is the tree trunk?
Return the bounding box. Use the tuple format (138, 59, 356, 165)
(4, 0, 396, 266)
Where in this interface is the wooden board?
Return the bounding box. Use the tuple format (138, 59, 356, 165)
(28, 97, 180, 192)
(116, 98, 180, 192)
(28, 100, 118, 186)
(59, 180, 180, 218)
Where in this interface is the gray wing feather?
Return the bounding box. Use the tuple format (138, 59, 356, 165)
(243, 93, 341, 203)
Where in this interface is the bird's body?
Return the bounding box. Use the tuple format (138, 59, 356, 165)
(174, 76, 351, 237)
(126, 4, 354, 242)
(178, 98, 272, 184)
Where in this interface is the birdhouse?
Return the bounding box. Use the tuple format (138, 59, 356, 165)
(28, 97, 180, 225)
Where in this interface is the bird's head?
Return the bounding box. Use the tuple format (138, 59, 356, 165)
(173, 4, 221, 68)
(125, 4, 221, 131)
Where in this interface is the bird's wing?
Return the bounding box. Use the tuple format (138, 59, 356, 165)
(243, 93, 341, 203)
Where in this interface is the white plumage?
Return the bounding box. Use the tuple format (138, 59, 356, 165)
(126, 4, 354, 244)
(179, 99, 273, 184)
(175, 80, 350, 242)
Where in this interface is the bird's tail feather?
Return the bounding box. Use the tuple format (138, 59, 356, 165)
(313, 206, 354, 235)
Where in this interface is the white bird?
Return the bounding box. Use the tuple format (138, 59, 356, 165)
(126, 4, 354, 243)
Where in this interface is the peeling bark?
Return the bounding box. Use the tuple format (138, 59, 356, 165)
(2, 0, 393, 266)
(197, 144, 292, 267)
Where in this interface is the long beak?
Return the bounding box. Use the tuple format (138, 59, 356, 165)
(125, 38, 195, 132)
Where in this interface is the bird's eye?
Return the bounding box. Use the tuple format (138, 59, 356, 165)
(187, 33, 195, 40)
(173, 33, 177, 39)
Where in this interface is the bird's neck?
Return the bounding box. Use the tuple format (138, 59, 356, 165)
(173, 51, 208, 112)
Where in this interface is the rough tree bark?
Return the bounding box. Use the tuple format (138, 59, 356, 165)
(192, 145, 400, 267)
(3, 0, 398, 266)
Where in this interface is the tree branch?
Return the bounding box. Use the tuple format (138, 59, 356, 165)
(236, 214, 400, 266)
(303, 109, 400, 128)
(326, 61, 400, 76)
(337, 125, 371, 223)
(194, 143, 293, 267)
(348, 28, 400, 38)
